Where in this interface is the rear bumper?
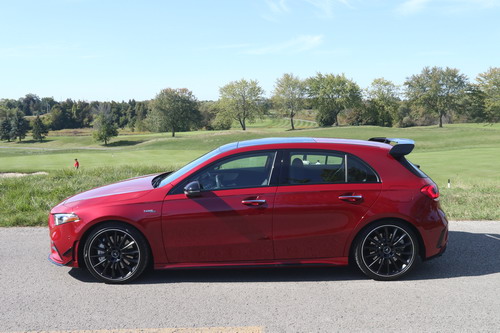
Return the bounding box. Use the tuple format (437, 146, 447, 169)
(422, 208, 449, 259)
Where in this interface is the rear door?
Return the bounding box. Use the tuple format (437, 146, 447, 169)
(273, 150, 382, 259)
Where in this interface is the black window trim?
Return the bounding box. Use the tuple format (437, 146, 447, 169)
(168, 149, 280, 195)
(399, 157, 429, 178)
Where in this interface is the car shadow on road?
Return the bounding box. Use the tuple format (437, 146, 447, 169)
(409, 231, 500, 280)
(68, 231, 500, 284)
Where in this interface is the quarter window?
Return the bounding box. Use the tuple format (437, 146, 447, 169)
(347, 156, 379, 183)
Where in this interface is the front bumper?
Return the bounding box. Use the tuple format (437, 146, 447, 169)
(48, 214, 80, 267)
(48, 239, 75, 266)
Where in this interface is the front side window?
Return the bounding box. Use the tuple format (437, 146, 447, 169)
(174, 151, 276, 193)
(282, 150, 379, 185)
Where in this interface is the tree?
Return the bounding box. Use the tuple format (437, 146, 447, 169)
(405, 66, 468, 127)
(92, 103, 118, 145)
(307, 73, 362, 126)
(476, 67, 500, 122)
(365, 78, 401, 127)
(10, 110, 29, 142)
(19, 93, 41, 116)
(199, 101, 232, 130)
(219, 79, 265, 131)
(151, 88, 200, 137)
(40, 97, 57, 114)
(459, 84, 487, 122)
(272, 73, 306, 130)
(75, 100, 93, 127)
(32, 115, 49, 142)
(0, 117, 12, 141)
(134, 102, 150, 132)
(49, 105, 72, 130)
(0, 98, 20, 110)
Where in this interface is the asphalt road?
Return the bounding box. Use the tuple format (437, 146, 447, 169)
(1, 221, 499, 333)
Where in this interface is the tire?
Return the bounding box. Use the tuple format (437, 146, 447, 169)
(83, 222, 150, 283)
(354, 221, 420, 281)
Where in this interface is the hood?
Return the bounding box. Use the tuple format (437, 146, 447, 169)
(63, 174, 156, 205)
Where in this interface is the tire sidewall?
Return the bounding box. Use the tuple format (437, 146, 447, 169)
(354, 220, 420, 281)
(83, 222, 149, 284)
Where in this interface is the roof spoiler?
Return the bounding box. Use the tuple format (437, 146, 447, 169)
(368, 137, 415, 158)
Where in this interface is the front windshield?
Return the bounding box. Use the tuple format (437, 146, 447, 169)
(156, 148, 221, 188)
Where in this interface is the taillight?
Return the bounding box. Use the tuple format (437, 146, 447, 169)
(421, 184, 439, 200)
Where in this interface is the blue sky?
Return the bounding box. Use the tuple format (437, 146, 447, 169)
(1, 0, 499, 101)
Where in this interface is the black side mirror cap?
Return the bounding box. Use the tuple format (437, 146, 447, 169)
(184, 181, 201, 197)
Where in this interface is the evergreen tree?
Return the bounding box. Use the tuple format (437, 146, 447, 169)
(32, 115, 49, 142)
(0, 117, 12, 141)
(10, 111, 29, 142)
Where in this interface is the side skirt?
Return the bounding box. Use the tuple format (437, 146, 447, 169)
(154, 257, 349, 270)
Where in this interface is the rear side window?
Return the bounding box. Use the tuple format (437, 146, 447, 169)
(282, 150, 379, 185)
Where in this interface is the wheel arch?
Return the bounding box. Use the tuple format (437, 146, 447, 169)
(348, 217, 426, 265)
(77, 219, 153, 269)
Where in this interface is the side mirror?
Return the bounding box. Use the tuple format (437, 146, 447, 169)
(184, 181, 201, 197)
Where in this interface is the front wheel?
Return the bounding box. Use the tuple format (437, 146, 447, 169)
(83, 222, 150, 283)
(354, 221, 420, 281)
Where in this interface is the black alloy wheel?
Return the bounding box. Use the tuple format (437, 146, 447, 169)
(355, 221, 419, 281)
(83, 223, 149, 283)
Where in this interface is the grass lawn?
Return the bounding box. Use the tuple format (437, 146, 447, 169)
(1, 121, 499, 225)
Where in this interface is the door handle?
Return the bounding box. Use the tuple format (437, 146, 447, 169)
(242, 199, 266, 206)
(338, 195, 363, 203)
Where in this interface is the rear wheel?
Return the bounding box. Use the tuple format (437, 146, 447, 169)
(83, 222, 149, 283)
(354, 221, 419, 281)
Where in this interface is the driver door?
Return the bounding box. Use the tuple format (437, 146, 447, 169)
(161, 151, 277, 263)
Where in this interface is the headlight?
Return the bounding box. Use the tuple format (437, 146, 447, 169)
(54, 213, 80, 226)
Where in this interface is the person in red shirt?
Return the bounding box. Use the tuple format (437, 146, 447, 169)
(74, 158, 79, 169)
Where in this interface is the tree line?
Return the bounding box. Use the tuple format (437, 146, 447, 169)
(1, 66, 499, 144)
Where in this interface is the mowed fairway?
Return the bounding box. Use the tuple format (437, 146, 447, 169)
(1, 121, 499, 225)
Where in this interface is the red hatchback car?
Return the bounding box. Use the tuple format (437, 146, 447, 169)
(49, 137, 448, 283)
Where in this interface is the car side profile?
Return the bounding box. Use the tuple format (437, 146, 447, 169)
(49, 137, 448, 283)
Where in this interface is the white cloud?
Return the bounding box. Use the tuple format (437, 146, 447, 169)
(458, 0, 500, 7)
(305, 0, 354, 17)
(261, 0, 290, 21)
(261, 0, 353, 21)
(396, 0, 433, 15)
(395, 0, 500, 15)
(305, 0, 335, 17)
(244, 35, 324, 55)
(266, 0, 290, 14)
